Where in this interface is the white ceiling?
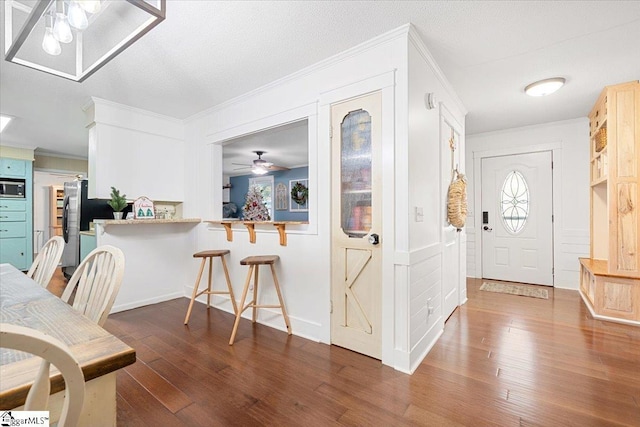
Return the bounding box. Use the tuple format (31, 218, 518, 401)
(1, 1, 639, 169)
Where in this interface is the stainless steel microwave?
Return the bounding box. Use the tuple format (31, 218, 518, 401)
(0, 179, 26, 198)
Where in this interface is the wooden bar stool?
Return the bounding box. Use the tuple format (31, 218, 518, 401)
(229, 255, 292, 345)
(184, 250, 238, 324)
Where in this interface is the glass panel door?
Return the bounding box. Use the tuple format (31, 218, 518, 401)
(340, 109, 372, 238)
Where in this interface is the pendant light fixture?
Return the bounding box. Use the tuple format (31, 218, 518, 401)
(52, 1, 73, 44)
(41, 13, 61, 56)
(4, 0, 166, 82)
(78, 0, 102, 14)
(524, 77, 566, 97)
(67, 1, 89, 30)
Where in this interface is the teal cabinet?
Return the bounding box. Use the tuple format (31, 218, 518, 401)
(0, 222, 27, 238)
(0, 238, 28, 267)
(0, 211, 27, 222)
(0, 158, 27, 177)
(0, 158, 33, 270)
(80, 233, 96, 262)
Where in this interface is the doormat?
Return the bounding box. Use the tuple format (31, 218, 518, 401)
(480, 282, 548, 299)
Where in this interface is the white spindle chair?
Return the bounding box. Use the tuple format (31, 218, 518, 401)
(0, 323, 85, 427)
(27, 235, 65, 288)
(61, 245, 125, 327)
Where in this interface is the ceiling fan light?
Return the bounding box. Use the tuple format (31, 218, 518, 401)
(525, 77, 566, 97)
(252, 166, 268, 175)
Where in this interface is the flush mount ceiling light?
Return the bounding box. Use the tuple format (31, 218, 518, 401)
(0, 115, 13, 133)
(4, 0, 165, 82)
(524, 77, 566, 97)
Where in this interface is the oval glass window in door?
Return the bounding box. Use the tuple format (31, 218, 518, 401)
(500, 170, 529, 234)
(340, 109, 372, 237)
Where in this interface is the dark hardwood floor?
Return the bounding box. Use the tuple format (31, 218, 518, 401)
(47, 271, 640, 426)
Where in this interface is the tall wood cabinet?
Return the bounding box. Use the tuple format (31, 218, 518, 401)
(579, 81, 640, 325)
(49, 185, 64, 237)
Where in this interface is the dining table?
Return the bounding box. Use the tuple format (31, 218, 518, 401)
(0, 263, 136, 425)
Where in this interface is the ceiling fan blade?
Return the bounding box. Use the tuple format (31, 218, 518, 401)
(232, 163, 252, 166)
(267, 165, 290, 171)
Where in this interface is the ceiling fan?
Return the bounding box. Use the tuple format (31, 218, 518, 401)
(233, 151, 290, 175)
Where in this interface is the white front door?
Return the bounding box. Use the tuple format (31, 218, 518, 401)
(481, 152, 553, 286)
(330, 92, 382, 359)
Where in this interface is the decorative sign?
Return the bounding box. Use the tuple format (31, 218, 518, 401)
(275, 182, 288, 211)
(133, 196, 155, 219)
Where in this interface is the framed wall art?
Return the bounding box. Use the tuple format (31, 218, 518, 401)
(275, 182, 288, 211)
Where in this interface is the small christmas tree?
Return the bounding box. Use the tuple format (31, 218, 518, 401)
(243, 184, 270, 221)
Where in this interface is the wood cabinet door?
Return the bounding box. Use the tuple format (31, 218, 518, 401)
(608, 83, 640, 276)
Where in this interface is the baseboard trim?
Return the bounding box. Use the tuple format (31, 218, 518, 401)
(111, 292, 184, 313)
(578, 290, 639, 327)
(185, 292, 324, 342)
(409, 324, 444, 374)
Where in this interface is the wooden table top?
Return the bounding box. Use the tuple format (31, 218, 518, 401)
(0, 263, 136, 409)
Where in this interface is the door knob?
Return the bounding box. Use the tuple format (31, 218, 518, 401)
(483, 226, 493, 232)
(368, 233, 380, 245)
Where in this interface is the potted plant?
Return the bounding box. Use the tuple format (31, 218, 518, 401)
(107, 187, 128, 219)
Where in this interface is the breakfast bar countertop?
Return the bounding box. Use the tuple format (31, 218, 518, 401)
(94, 217, 201, 226)
(206, 220, 308, 246)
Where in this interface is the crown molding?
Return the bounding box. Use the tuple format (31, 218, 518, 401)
(467, 116, 587, 138)
(84, 96, 184, 140)
(34, 150, 89, 161)
(85, 96, 183, 124)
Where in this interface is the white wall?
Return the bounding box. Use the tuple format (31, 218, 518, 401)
(181, 24, 465, 373)
(465, 118, 590, 289)
(184, 27, 408, 369)
(95, 222, 198, 313)
(405, 35, 466, 371)
(86, 98, 185, 202)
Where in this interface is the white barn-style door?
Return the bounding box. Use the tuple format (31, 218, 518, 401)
(330, 92, 383, 359)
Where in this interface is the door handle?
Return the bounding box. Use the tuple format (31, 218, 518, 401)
(368, 233, 380, 245)
(483, 226, 493, 232)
